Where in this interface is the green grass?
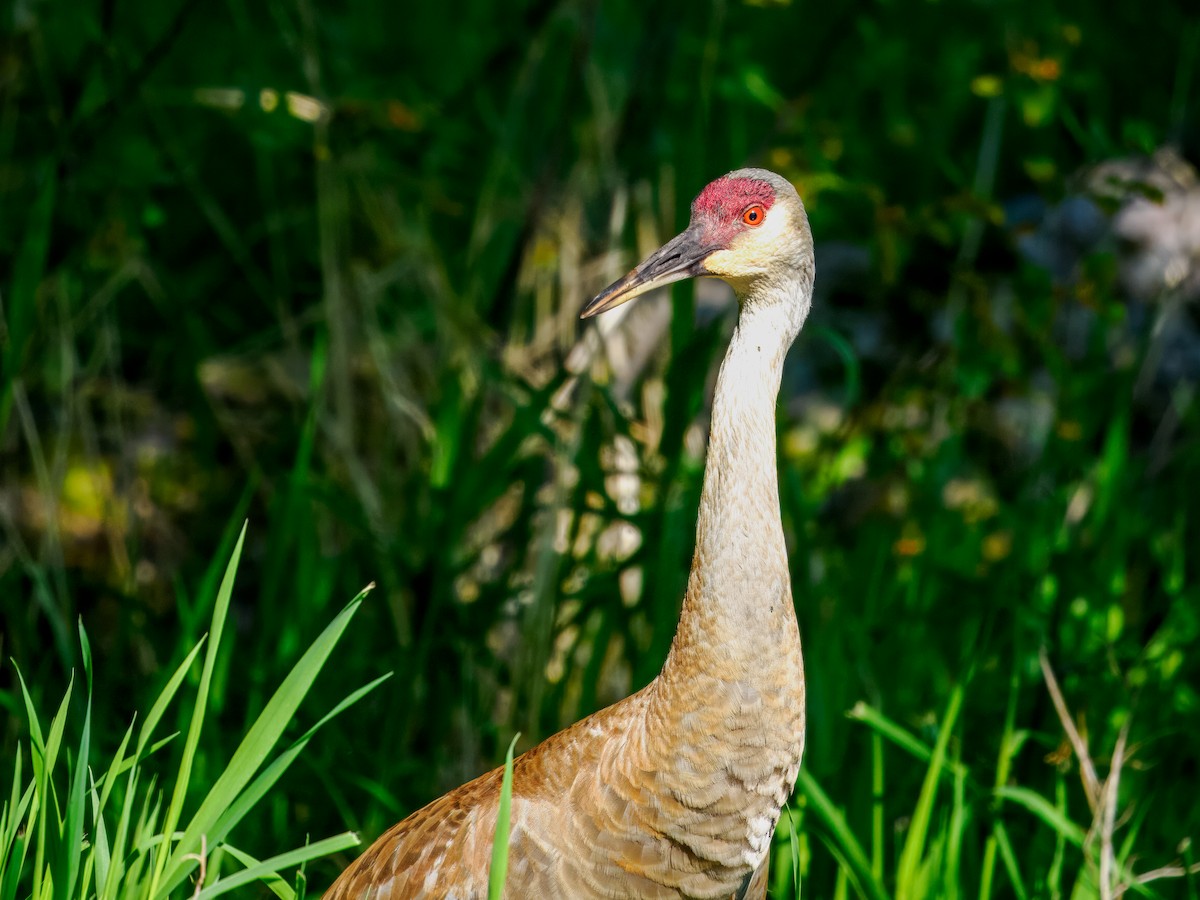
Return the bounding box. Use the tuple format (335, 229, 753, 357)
(488, 734, 520, 900)
(769, 661, 1192, 899)
(0, 525, 384, 898)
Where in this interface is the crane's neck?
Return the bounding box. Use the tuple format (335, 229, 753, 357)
(659, 281, 809, 686)
(630, 277, 811, 881)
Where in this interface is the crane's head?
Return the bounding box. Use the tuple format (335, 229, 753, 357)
(581, 168, 813, 319)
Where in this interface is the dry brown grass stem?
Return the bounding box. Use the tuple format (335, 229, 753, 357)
(183, 834, 208, 899)
(1039, 648, 1101, 811)
(1040, 648, 1198, 900)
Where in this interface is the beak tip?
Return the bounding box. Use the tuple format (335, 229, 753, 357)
(580, 273, 635, 320)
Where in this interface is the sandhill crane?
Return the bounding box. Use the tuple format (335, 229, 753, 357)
(326, 168, 814, 900)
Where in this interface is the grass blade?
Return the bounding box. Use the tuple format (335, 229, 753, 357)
(896, 680, 964, 900)
(848, 701, 969, 780)
(0, 751, 34, 900)
(208, 671, 391, 845)
(149, 522, 246, 896)
(786, 801, 802, 899)
(136, 639, 206, 761)
(19, 667, 72, 900)
(489, 733, 520, 900)
(993, 821, 1028, 900)
(871, 730, 884, 884)
(995, 785, 1087, 847)
(193, 834, 360, 900)
(796, 768, 888, 900)
(981, 650, 1024, 900)
(222, 844, 294, 900)
(158, 585, 373, 897)
(88, 770, 110, 897)
(58, 622, 94, 900)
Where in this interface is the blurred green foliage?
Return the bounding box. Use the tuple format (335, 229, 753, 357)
(1, 0, 1198, 895)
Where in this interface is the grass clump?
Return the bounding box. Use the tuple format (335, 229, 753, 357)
(767, 652, 1199, 899)
(0, 524, 385, 899)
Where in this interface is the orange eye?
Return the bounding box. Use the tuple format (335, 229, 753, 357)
(743, 205, 765, 226)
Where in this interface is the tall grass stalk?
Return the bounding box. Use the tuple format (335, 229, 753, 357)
(488, 734, 520, 900)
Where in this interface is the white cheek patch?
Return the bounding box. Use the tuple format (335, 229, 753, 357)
(705, 212, 795, 281)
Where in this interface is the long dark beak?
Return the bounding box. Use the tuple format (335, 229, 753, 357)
(581, 225, 712, 319)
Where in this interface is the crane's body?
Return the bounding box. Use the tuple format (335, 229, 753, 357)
(326, 169, 814, 900)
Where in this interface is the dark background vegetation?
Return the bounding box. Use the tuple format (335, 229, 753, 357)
(2, 0, 1198, 894)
